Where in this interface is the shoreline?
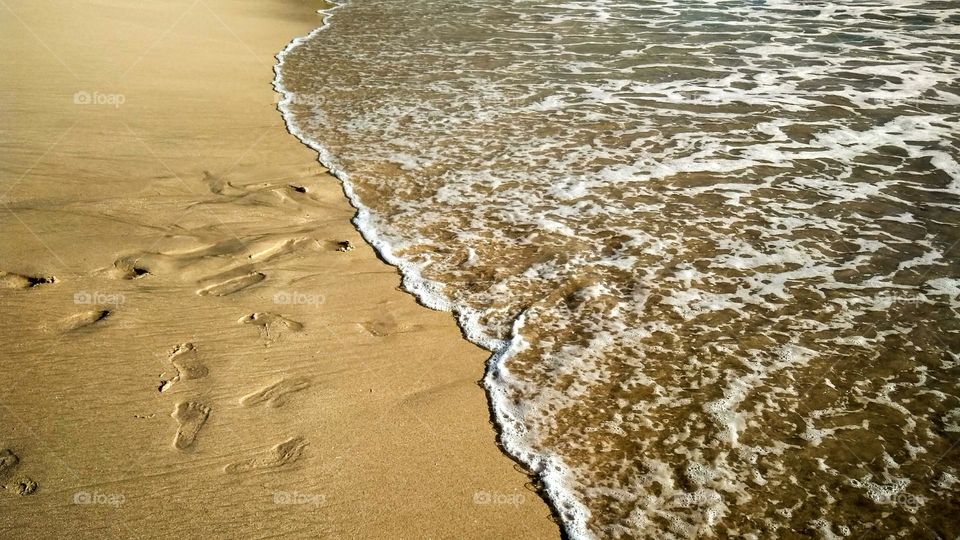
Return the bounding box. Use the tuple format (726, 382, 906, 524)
(275, 5, 578, 536)
(0, 0, 558, 537)
(273, 4, 587, 536)
(273, 7, 581, 536)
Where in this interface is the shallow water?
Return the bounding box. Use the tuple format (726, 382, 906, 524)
(276, 0, 960, 537)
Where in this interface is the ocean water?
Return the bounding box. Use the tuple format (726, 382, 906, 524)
(275, 0, 960, 537)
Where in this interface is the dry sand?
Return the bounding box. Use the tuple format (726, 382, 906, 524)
(0, 0, 558, 537)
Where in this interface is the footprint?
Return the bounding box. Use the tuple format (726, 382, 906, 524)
(240, 377, 311, 408)
(359, 320, 395, 337)
(224, 437, 308, 474)
(9, 478, 37, 496)
(0, 449, 19, 480)
(159, 343, 208, 392)
(202, 170, 236, 196)
(114, 235, 308, 284)
(55, 309, 110, 332)
(358, 315, 417, 337)
(112, 260, 150, 280)
(202, 171, 269, 198)
(171, 401, 211, 451)
(169, 344, 208, 380)
(238, 312, 303, 344)
(202, 171, 314, 205)
(196, 272, 265, 296)
(0, 272, 56, 289)
(0, 451, 35, 496)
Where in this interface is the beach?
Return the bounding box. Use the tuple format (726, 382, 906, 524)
(0, 0, 559, 538)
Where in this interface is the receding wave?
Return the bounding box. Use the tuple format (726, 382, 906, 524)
(275, 0, 960, 537)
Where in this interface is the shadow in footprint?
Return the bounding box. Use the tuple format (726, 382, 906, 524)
(0, 272, 56, 289)
(55, 310, 110, 332)
(7, 478, 37, 496)
(112, 262, 150, 280)
(224, 437, 308, 474)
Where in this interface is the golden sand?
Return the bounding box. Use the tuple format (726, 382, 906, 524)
(0, 0, 557, 537)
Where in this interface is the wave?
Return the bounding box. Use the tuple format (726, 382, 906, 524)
(273, 0, 960, 537)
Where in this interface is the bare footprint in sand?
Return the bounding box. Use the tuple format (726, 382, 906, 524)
(202, 170, 244, 196)
(9, 478, 37, 496)
(359, 320, 397, 337)
(224, 437, 308, 474)
(159, 343, 208, 392)
(0, 449, 19, 480)
(0, 271, 56, 289)
(111, 260, 151, 280)
(358, 315, 419, 338)
(55, 309, 110, 332)
(240, 377, 311, 408)
(114, 235, 308, 283)
(238, 312, 303, 345)
(196, 272, 265, 296)
(202, 171, 313, 205)
(0, 450, 35, 496)
(171, 401, 211, 451)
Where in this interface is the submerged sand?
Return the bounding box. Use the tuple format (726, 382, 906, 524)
(0, 0, 557, 537)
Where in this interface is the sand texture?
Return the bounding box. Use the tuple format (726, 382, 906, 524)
(0, 0, 558, 537)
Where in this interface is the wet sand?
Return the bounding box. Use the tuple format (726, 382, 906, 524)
(0, 0, 558, 537)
